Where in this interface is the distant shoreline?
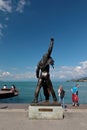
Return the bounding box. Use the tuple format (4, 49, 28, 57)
(66, 77, 87, 82)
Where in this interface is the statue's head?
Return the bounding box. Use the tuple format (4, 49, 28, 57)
(47, 57, 54, 68)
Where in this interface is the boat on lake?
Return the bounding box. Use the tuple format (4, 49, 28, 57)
(0, 87, 19, 99)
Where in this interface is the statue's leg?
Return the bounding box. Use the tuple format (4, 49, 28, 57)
(33, 78, 42, 103)
(43, 83, 49, 101)
(46, 78, 57, 101)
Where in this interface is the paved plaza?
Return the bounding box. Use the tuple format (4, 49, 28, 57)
(0, 104, 87, 130)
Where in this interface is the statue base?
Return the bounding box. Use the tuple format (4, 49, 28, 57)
(28, 101, 64, 120)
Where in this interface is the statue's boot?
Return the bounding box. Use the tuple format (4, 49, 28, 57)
(53, 93, 57, 102)
(53, 97, 57, 102)
(32, 97, 38, 103)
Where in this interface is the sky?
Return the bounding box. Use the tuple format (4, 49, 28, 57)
(0, 0, 87, 81)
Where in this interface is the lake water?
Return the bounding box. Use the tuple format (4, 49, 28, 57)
(0, 81, 87, 104)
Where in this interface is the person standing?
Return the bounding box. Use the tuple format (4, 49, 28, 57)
(58, 85, 65, 108)
(58, 85, 62, 103)
(71, 84, 79, 106)
(3, 84, 7, 89)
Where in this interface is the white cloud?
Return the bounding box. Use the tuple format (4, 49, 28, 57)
(0, 66, 36, 81)
(2, 71, 11, 76)
(0, 0, 12, 12)
(51, 60, 87, 80)
(16, 0, 26, 13)
(80, 61, 87, 69)
(5, 17, 9, 21)
(0, 23, 8, 38)
(0, 0, 30, 39)
(1, 60, 87, 81)
(0, 0, 30, 13)
(14, 72, 36, 80)
(0, 71, 11, 78)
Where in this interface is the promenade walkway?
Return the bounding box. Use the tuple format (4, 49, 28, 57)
(0, 104, 87, 130)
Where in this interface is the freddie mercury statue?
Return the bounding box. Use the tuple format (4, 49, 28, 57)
(33, 38, 57, 103)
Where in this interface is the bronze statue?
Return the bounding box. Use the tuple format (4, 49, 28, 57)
(33, 38, 57, 103)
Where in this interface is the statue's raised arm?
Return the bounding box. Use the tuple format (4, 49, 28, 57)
(36, 38, 54, 78)
(46, 38, 54, 57)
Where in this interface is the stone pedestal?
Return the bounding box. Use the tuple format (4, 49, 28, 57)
(28, 102, 64, 120)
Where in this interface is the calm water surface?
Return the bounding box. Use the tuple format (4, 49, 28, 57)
(0, 81, 87, 104)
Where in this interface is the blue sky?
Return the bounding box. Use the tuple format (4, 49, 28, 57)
(0, 0, 87, 81)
